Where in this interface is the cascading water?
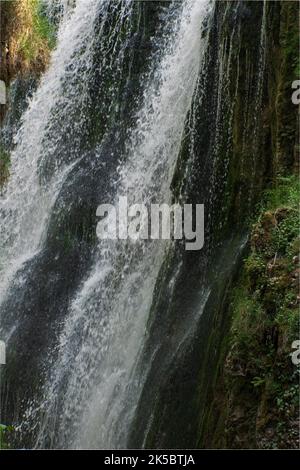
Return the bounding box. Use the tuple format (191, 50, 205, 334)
(35, 0, 212, 450)
(0, 0, 273, 450)
(0, 0, 100, 312)
(127, 0, 270, 448)
(0, 0, 212, 449)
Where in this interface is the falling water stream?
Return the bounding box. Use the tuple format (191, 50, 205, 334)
(36, 0, 212, 450)
(0, 0, 213, 449)
(0, 0, 270, 449)
(0, 0, 101, 317)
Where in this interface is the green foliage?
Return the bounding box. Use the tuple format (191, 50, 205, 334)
(0, 424, 14, 450)
(34, 1, 56, 49)
(251, 376, 266, 388)
(0, 145, 10, 190)
(281, 4, 299, 80)
(259, 176, 299, 211)
(19, 0, 56, 64)
(226, 175, 299, 448)
(252, 176, 299, 258)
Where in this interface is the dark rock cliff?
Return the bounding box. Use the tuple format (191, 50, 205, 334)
(129, 0, 299, 449)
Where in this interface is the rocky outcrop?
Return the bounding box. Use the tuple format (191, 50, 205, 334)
(197, 0, 299, 449)
(129, 0, 299, 449)
(202, 177, 299, 449)
(0, 0, 54, 122)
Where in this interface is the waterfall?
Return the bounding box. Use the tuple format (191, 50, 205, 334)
(35, 0, 212, 449)
(0, 0, 274, 450)
(0, 0, 100, 319)
(126, 0, 270, 448)
(0, 0, 212, 449)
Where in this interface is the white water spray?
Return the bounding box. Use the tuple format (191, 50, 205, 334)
(31, 0, 212, 449)
(0, 0, 100, 317)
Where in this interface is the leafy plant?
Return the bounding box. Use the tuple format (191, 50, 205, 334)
(225, 175, 299, 448)
(0, 145, 10, 190)
(0, 424, 14, 450)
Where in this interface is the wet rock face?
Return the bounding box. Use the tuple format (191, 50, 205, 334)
(129, 0, 299, 449)
(129, 0, 268, 448)
(0, 0, 180, 448)
(202, 174, 299, 449)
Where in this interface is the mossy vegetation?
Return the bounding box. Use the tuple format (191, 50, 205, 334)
(0, 0, 56, 82)
(0, 144, 10, 190)
(0, 424, 14, 450)
(0, 0, 56, 182)
(196, 0, 299, 449)
(268, 0, 299, 174)
(12, 0, 55, 69)
(18, 0, 56, 64)
(211, 176, 299, 448)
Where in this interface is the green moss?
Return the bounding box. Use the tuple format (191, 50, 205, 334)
(19, 0, 56, 63)
(0, 0, 56, 82)
(252, 176, 299, 257)
(199, 175, 299, 449)
(280, 2, 299, 80)
(0, 145, 10, 190)
(0, 424, 14, 450)
(223, 176, 299, 448)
